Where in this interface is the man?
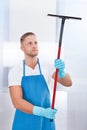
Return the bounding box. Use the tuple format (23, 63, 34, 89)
(8, 32, 72, 130)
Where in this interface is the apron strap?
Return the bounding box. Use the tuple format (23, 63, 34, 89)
(23, 58, 42, 76)
(37, 59, 42, 75)
(23, 60, 25, 76)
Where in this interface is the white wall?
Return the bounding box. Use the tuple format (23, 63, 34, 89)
(9, 0, 56, 42)
(0, 0, 9, 90)
(57, 0, 87, 130)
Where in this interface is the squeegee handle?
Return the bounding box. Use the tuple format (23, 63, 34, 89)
(51, 47, 61, 109)
(50, 19, 65, 122)
(50, 48, 61, 122)
(51, 18, 65, 110)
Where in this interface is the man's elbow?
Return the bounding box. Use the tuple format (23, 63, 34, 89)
(12, 99, 21, 109)
(67, 81, 72, 87)
(64, 80, 72, 87)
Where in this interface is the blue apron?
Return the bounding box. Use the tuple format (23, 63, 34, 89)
(12, 60, 55, 130)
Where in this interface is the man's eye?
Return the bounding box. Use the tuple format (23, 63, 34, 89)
(35, 42, 37, 44)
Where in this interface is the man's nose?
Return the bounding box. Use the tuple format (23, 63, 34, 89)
(32, 43, 37, 48)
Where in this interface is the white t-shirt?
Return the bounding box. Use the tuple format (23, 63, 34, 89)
(8, 59, 55, 91)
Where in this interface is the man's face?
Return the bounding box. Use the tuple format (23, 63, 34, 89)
(21, 35, 38, 57)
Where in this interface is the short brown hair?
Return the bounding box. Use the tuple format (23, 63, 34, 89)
(20, 32, 36, 43)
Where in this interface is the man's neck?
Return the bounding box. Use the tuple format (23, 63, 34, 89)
(24, 56, 38, 69)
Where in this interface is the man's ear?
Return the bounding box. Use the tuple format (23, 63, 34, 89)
(20, 45, 23, 51)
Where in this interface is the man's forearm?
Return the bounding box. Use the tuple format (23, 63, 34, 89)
(52, 72, 72, 87)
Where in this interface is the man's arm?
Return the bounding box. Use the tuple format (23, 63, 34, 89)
(9, 86, 34, 114)
(9, 85, 57, 119)
(52, 59, 72, 87)
(52, 72, 72, 87)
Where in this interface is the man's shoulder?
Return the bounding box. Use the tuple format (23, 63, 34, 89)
(8, 60, 23, 86)
(9, 60, 23, 73)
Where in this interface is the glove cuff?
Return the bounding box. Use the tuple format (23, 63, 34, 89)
(58, 70, 66, 78)
(33, 106, 44, 116)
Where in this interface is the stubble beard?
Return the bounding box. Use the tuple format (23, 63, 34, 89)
(26, 51, 38, 58)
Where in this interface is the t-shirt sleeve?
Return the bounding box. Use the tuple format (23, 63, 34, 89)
(8, 65, 22, 87)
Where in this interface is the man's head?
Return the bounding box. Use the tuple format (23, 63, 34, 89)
(20, 32, 38, 58)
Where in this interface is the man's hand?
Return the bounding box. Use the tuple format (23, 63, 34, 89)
(54, 59, 66, 78)
(33, 106, 57, 119)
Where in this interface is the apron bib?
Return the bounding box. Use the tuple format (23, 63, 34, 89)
(12, 60, 55, 130)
